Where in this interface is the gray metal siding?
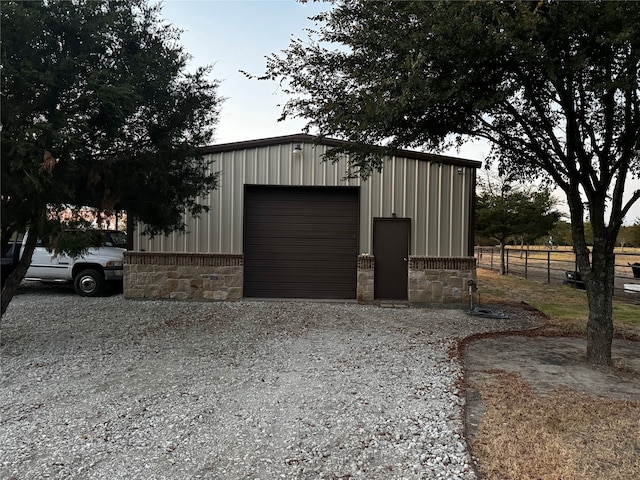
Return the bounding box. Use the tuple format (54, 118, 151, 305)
(134, 141, 475, 257)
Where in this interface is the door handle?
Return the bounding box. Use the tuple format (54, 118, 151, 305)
(403, 257, 408, 262)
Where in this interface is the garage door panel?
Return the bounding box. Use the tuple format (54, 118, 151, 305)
(243, 261, 357, 273)
(245, 247, 357, 258)
(243, 283, 356, 299)
(245, 224, 358, 234)
(244, 186, 359, 299)
(246, 214, 358, 225)
(245, 269, 356, 283)
(245, 231, 358, 242)
(246, 217, 358, 228)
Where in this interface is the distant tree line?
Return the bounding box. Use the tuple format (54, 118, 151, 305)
(474, 173, 640, 249)
(477, 220, 640, 249)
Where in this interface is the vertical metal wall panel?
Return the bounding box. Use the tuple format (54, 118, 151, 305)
(439, 166, 452, 256)
(450, 167, 465, 256)
(426, 164, 439, 255)
(413, 161, 426, 256)
(134, 140, 475, 257)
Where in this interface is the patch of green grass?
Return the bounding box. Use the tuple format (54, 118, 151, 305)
(529, 302, 588, 321)
(477, 269, 640, 339)
(613, 304, 640, 325)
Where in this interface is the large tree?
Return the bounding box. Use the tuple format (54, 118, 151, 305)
(258, 0, 640, 365)
(629, 219, 640, 248)
(1, 0, 222, 316)
(476, 175, 560, 274)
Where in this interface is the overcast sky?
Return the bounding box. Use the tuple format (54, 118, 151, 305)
(160, 0, 639, 225)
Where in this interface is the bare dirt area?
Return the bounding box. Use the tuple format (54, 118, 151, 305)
(0, 288, 539, 480)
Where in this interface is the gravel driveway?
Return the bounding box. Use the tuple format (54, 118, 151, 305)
(1, 287, 537, 479)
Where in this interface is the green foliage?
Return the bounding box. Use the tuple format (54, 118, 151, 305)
(627, 219, 640, 247)
(549, 221, 573, 247)
(261, 0, 639, 228)
(46, 229, 104, 259)
(1, 0, 222, 241)
(476, 175, 561, 247)
(259, 0, 640, 363)
(617, 224, 635, 248)
(550, 221, 594, 247)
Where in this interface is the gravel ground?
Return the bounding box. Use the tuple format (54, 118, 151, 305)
(1, 286, 539, 480)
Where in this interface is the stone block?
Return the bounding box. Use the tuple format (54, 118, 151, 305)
(190, 277, 203, 290)
(170, 291, 190, 300)
(443, 286, 462, 302)
(143, 285, 164, 299)
(213, 290, 228, 300)
(166, 279, 178, 292)
(225, 271, 243, 288)
(449, 276, 465, 290)
(430, 281, 443, 301)
(176, 279, 191, 292)
(136, 272, 151, 285)
(227, 287, 243, 300)
(124, 287, 144, 299)
(409, 287, 430, 303)
(356, 269, 374, 303)
(151, 271, 168, 285)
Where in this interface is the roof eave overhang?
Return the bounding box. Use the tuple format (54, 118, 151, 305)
(199, 133, 483, 169)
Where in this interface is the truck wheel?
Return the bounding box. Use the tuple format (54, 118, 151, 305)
(74, 269, 104, 297)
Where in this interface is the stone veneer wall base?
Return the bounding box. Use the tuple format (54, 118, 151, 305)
(408, 256, 476, 308)
(356, 254, 375, 303)
(124, 252, 243, 301)
(124, 252, 475, 307)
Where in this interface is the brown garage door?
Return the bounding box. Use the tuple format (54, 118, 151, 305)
(244, 185, 359, 299)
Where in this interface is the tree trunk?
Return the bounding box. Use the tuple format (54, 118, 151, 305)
(570, 209, 616, 365)
(519, 237, 524, 259)
(1, 230, 39, 318)
(499, 241, 507, 275)
(563, 177, 619, 366)
(582, 241, 615, 365)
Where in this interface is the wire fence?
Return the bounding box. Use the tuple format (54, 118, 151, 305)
(474, 246, 640, 303)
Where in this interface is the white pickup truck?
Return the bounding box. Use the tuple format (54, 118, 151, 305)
(2, 230, 126, 296)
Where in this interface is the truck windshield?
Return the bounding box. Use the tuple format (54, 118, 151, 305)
(105, 231, 127, 248)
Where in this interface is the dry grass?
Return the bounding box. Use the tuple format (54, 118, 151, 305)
(519, 246, 640, 255)
(477, 246, 640, 279)
(471, 372, 640, 480)
(468, 269, 640, 479)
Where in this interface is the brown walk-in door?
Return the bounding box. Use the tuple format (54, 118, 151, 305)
(373, 218, 410, 300)
(244, 186, 359, 299)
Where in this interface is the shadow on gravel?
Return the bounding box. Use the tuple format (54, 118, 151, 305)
(14, 281, 122, 297)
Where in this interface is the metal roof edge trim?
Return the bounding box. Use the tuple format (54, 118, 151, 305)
(199, 133, 482, 168)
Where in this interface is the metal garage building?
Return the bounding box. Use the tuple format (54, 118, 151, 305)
(124, 134, 480, 306)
